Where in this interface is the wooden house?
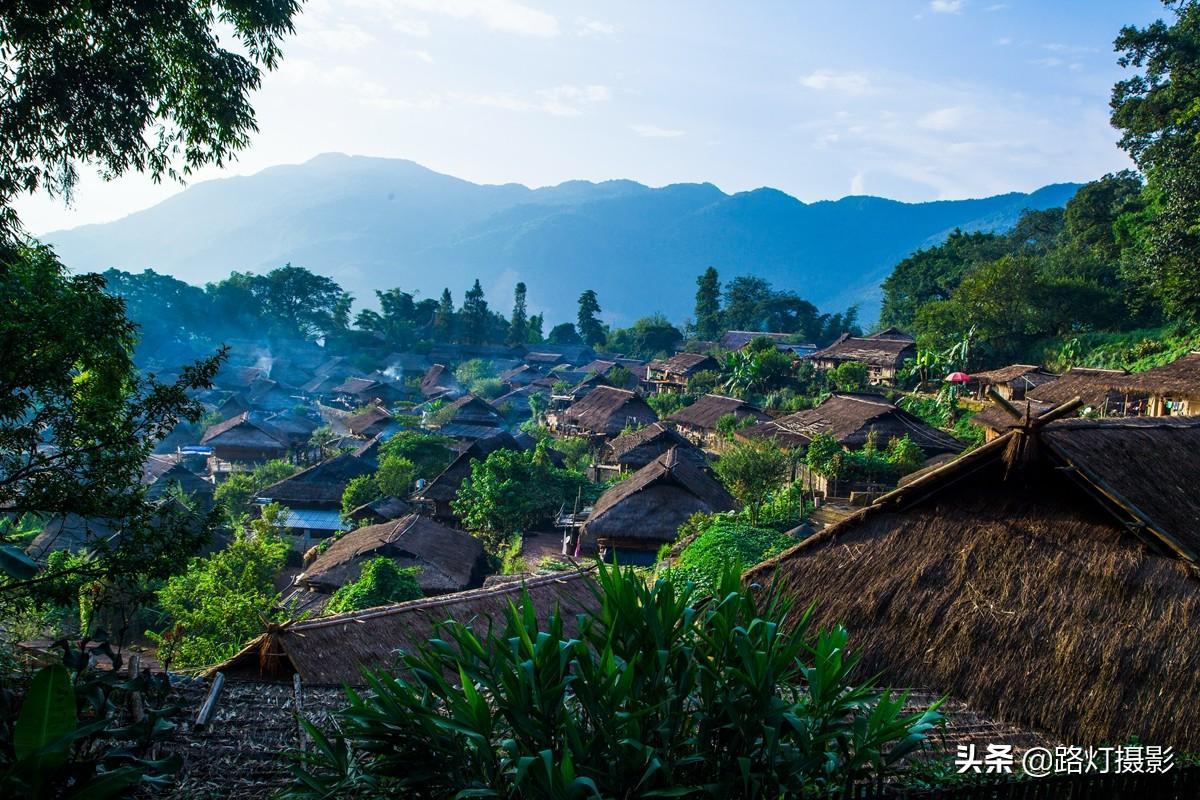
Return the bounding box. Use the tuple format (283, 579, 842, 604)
(549, 386, 658, 439)
(805, 334, 916, 385)
(345, 405, 399, 439)
(415, 433, 525, 524)
(254, 452, 376, 539)
(244, 377, 296, 412)
(745, 414, 1200, 750)
(200, 412, 289, 466)
(582, 448, 734, 564)
(1124, 351, 1200, 417)
(1026, 367, 1145, 416)
(145, 461, 215, 512)
(970, 364, 1059, 401)
(287, 514, 489, 612)
(332, 376, 407, 407)
(433, 395, 506, 441)
(420, 363, 463, 399)
(738, 392, 963, 457)
(601, 422, 706, 476)
(646, 352, 720, 393)
(665, 393, 770, 447)
(343, 496, 412, 527)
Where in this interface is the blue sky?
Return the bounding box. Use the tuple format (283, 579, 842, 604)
(18, 0, 1167, 233)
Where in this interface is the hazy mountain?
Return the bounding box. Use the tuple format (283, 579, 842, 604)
(43, 153, 1080, 325)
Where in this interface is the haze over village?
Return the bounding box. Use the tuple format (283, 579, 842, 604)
(3, 2, 1200, 798)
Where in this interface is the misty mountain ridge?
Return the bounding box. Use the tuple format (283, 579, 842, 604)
(43, 153, 1081, 325)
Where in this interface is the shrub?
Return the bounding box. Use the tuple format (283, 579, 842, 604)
(670, 518, 795, 592)
(341, 474, 380, 516)
(712, 438, 789, 525)
(283, 564, 942, 799)
(326, 557, 422, 614)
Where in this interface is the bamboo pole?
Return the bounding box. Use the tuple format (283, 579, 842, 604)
(195, 671, 226, 728)
(293, 673, 307, 754)
(128, 654, 144, 723)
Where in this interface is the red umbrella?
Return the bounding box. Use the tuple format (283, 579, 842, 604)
(945, 371, 970, 383)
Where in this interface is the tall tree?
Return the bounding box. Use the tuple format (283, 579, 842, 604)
(527, 313, 545, 343)
(576, 289, 606, 348)
(460, 279, 490, 345)
(0, 1, 301, 237)
(722, 276, 773, 331)
(694, 267, 722, 340)
(434, 288, 456, 341)
(250, 264, 349, 340)
(508, 282, 529, 346)
(1111, 0, 1200, 323)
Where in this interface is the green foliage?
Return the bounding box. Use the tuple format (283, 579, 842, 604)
(460, 279, 490, 345)
(693, 266, 723, 341)
(0, 1, 300, 237)
(499, 536, 525, 575)
(283, 563, 942, 799)
(606, 314, 683, 359)
(213, 459, 297, 522)
(738, 482, 808, 532)
(576, 289, 607, 348)
(341, 474, 381, 516)
(547, 322, 582, 345)
(326, 557, 422, 614)
(805, 433, 925, 484)
(551, 435, 592, 472)
(647, 391, 688, 418)
(712, 438, 789, 525)
(379, 431, 454, 480)
(828, 360, 869, 392)
(454, 358, 495, 387)
(507, 282, 529, 346)
(150, 509, 289, 668)
(375, 455, 415, 499)
(715, 412, 756, 439)
(670, 518, 795, 592)
(452, 443, 594, 552)
(0, 641, 181, 798)
(722, 347, 794, 396)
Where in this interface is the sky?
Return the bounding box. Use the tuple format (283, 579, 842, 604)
(16, 0, 1168, 234)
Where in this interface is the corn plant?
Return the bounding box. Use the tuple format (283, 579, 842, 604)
(282, 563, 942, 799)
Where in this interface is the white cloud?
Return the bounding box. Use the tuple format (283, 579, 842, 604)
(930, 0, 964, 13)
(849, 171, 866, 194)
(918, 106, 969, 131)
(577, 17, 616, 36)
(388, 0, 560, 37)
(457, 85, 610, 116)
(631, 124, 685, 138)
(799, 70, 872, 95)
(274, 59, 441, 110)
(995, 36, 1012, 46)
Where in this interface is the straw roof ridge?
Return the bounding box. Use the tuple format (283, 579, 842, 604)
(587, 447, 734, 530)
(256, 452, 374, 507)
(666, 394, 770, 430)
(1123, 351, 1200, 394)
(561, 386, 657, 436)
(200, 412, 287, 447)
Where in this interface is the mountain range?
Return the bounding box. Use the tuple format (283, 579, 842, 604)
(43, 153, 1081, 325)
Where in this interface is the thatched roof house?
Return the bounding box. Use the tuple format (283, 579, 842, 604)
(583, 448, 734, 562)
(647, 352, 720, 391)
(666, 394, 770, 446)
(864, 326, 914, 342)
(416, 432, 524, 523)
(332, 376, 407, 407)
(739, 393, 963, 457)
(1124, 351, 1200, 416)
(345, 405, 396, 439)
(1026, 367, 1142, 415)
(344, 495, 412, 526)
(438, 395, 505, 429)
(299, 514, 488, 601)
(970, 398, 1055, 441)
(603, 422, 704, 473)
(255, 453, 374, 510)
(200, 413, 288, 463)
(744, 413, 1200, 749)
(420, 364, 462, 399)
(212, 570, 598, 685)
(970, 364, 1059, 401)
(145, 462, 215, 510)
(805, 334, 915, 384)
(551, 386, 658, 439)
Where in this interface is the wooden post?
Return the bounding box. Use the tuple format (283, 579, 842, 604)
(293, 673, 307, 754)
(128, 654, 145, 723)
(195, 671, 226, 728)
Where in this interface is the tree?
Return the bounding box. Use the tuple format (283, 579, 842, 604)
(378, 432, 453, 480)
(0, 1, 301, 237)
(712, 439, 788, 526)
(1111, 0, 1200, 323)
(376, 455, 416, 499)
(460, 279, 490, 345)
(342, 475, 381, 516)
(527, 312, 545, 343)
(607, 315, 684, 359)
(879, 230, 1008, 330)
(0, 244, 223, 611)
(576, 289, 607, 348)
(828, 361, 869, 392)
(547, 322, 582, 345)
(212, 459, 296, 523)
(508, 282, 529, 346)
(251, 264, 349, 340)
(309, 425, 339, 460)
(722, 276, 773, 331)
(326, 557, 422, 614)
(151, 508, 289, 668)
(434, 288, 456, 341)
(694, 267, 722, 340)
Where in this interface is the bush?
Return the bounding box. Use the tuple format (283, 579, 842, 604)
(670, 518, 796, 592)
(341, 474, 380, 516)
(712, 438, 789, 525)
(326, 557, 422, 614)
(283, 564, 942, 799)
(647, 391, 688, 418)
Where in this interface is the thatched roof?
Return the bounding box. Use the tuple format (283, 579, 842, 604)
(718, 331, 793, 350)
(744, 414, 1200, 749)
(739, 393, 963, 456)
(255, 453, 374, 508)
(200, 413, 287, 450)
(584, 448, 734, 543)
(418, 432, 522, 503)
(420, 364, 462, 398)
(1123, 351, 1200, 395)
(605, 422, 704, 470)
(560, 386, 658, 437)
(346, 405, 394, 438)
(666, 393, 770, 431)
(302, 513, 488, 596)
(146, 462, 215, 507)
(345, 495, 412, 525)
(970, 399, 1056, 434)
(970, 364, 1058, 386)
(864, 326, 914, 342)
(442, 394, 505, 426)
(212, 570, 598, 685)
(217, 393, 250, 420)
(656, 351, 719, 376)
(806, 334, 915, 368)
(1026, 367, 1132, 408)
